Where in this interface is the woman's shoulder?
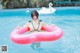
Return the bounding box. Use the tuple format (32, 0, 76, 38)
(39, 20, 42, 22)
(25, 21, 31, 25)
(28, 21, 31, 22)
(40, 20, 46, 26)
(28, 20, 42, 22)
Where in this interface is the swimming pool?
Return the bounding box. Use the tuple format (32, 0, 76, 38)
(0, 7, 80, 53)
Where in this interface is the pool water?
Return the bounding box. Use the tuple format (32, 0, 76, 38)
(0, 7, 80, 53)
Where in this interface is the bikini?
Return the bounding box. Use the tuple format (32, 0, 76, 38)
(29, 20, 42, 48)
(29, 20, 42, 32)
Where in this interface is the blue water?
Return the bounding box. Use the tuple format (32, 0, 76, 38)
(0, 7, 80, 53)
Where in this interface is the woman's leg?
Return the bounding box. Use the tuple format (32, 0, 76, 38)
(35, 42, 40, 48)
(31, 42, 41, 49)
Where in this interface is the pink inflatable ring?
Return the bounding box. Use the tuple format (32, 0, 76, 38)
(10, 25, 63, 44)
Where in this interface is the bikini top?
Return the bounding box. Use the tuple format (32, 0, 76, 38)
(28, 20, 42, 32)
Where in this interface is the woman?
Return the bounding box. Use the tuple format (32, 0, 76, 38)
(23, 10, 45, 32)
(17, 10, 46, 49)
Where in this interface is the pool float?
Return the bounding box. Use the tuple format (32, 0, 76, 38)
(37, 7, 56, 14)
(37, 3, 56, 14)
(10, 25, 63, 44)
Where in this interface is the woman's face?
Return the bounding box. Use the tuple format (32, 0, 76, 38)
(32, 15, 38, 21)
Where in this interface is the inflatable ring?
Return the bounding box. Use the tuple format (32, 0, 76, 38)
(10, 25, 63, 44)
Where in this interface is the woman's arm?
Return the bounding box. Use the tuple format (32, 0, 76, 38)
(41, 22, 48, 26)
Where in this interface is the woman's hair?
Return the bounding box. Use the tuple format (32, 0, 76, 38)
(31, 10, 39, 19)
